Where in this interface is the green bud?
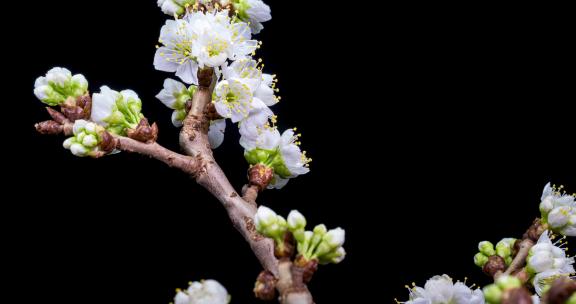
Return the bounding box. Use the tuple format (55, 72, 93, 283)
(244, 148, 277, 166)
(496, 275, 521, 290)
(483, 284, 502, 304)
(474, 252, 489, 268)
(496, 238, 516, 258)
(505, 256, 512, 266)
(479, 241, 496, 256)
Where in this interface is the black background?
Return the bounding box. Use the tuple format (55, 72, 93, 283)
(3, 1, 575, 303)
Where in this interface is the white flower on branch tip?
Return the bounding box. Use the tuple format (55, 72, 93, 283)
(533, 270, 572, 296)
(403, 275, 485, 304)
(91, 86, 143, 135)
(540, 182, 576, 236)
(527, 231, 574, 278)
(156, 78, 196, 127)
(234, 0, 272, 34)
(174, 279, 230, 304)
(154, 10, 258, 84)
(34, 67, 89, 106)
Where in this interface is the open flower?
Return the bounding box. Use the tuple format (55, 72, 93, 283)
(34, 67, 88, 106)
(174, 279, 230, 304)
(156, 78, 196, 127)
(539, 183, 576, 236)
(91, 86, 143, 135)
(527, 231, 574, 289)
(404, 274, 484, 304)
(154, 10, 258, 84)
(222, 57, 279, 106)
(233, 0, 272, 34)
(242, 126, 310, 189)
(213, 78, 254, 122)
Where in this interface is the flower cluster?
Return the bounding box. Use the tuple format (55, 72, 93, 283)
(91, 86, 144, 135)
(174, 279, 230, 304)
(154, 9, 258, 84)
(153, 1, 309, 187)
(539, 183, 576, 237)
(527, 231, 575, 295)
(34, 67, 88, 106)
(241, 126, 311, 189)
(255, 206, 346, 264)
(474, 238, 516, 268)
(398, 274, 484, 304)
(157, 0, 271, 34)
(63, 120, 109, 157)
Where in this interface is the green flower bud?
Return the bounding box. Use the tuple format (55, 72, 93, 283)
(505, 256, 512, 266)
(496, 238, 516, 258)
(64, 120, 109, 157)
(34, 68, 89, 106)
(483, 284, 502, 304)
(287, 210, 306, 232)
(479, 241, 496, 256)
(474, 252, 489, 268)
(496, 275, 521, 290)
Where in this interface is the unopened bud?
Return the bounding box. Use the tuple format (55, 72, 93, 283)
(483, 255, 507, 277)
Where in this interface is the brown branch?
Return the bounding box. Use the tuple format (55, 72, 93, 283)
(276, 260, 314, 304)
(494, 218, 547, 280)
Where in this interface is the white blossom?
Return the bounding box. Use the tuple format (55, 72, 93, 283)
(527, 231, 574, 287)
(154, 10, 258, 84)
(173, 279, 229, 304)
(91, 86, 143, 135)
(539, 183, 576, 236)
(156, 78, 196, 127)
(235, 0, 272, 34)
(405, 275, 485, 304)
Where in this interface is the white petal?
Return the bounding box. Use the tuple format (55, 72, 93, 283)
(154, 47, 182, 73)
(208, 119, 226, 149)
(175, 60, 199, 85)
(171, 111, 184, 128)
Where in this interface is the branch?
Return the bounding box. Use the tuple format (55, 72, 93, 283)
(494, 218, 546, 280)
(178, 70, 279, 275)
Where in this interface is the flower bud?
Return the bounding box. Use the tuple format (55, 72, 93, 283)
(474, 252, 489, 268)
(479, 241, 496, 256)
(483, 284, 503, 304)
(496, 238, 516, 258)
(287, 210, 306, 231)
(255, 206, 277, 232)
(496, 275, 522, 290)
(323, 227, 345, 249)
(34, 68, 89, 106)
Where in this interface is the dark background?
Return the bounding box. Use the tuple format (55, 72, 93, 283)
(3, 1, 575, 303)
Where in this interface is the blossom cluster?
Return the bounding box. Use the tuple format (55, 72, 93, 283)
(254, 206, 346, 264)
(34, 67, 88, 106)
(174, 279, 230, 304)
(154, 2, 310, 189)
(540, 183, 576, 237)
